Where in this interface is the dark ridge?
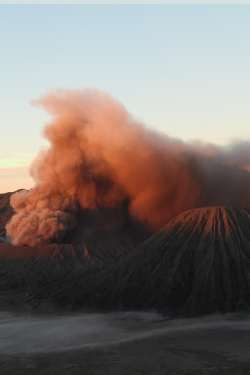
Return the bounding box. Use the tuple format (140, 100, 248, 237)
(0, 191, 139, 312)
(2, 200, 250, 317)
(0, 192, 14, 236)
(0, 228, 139, 312)
(65, 206, 250, 317)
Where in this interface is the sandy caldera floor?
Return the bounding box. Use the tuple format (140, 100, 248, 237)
(1, 311, 250, 375)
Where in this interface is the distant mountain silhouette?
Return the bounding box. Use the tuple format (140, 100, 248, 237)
(0, 192, 14, 237)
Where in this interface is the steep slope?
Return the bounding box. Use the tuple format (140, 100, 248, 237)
(0, 191, 140, 311)
(3, 204, 250, 316)
(0, 228, 138, 311)
(69, 207, 250, 316)
(0, 192, 14, 236)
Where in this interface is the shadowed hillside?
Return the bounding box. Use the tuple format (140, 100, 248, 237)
(0, 230, 138, 303)
(0, 192, 14, 236)
(65, 207, 250, 316)
(2, 203, 250, 317)
(0, 191, 139, 312)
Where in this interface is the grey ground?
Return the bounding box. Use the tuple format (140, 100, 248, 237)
(1, 310, 250, 374)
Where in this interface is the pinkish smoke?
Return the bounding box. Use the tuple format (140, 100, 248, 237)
(6, 88, 250, 246)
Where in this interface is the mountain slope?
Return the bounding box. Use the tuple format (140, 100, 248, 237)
(0, 193, 139, 312)
(69, 207, 250, 316)
(3, 203, 250, 317)
(0, 192, 14, 236)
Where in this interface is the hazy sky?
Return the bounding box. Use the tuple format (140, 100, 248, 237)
(0, 4, 250, 192)
(2, 1, 250, 4)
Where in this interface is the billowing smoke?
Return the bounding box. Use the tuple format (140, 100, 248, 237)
(6, 88, 250, 246)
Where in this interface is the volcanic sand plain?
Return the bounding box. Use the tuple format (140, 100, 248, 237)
(1, 310, 250, 375)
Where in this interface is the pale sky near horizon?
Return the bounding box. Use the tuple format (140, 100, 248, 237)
(0, 4, 250, 193)
(2, 1, 250, 4)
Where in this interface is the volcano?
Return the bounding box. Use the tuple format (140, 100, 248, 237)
(0, 191, 139, 311)
(66, 206, 250, 317)
(1, 201, 250, 317)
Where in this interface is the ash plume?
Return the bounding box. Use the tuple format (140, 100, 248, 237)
(6, 88, 250, 246)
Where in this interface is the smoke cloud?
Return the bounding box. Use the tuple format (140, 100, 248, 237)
(6, 88, 250, 246)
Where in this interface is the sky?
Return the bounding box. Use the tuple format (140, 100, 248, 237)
(2, 1, 250, 4)
(0, 4, 250, 192)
